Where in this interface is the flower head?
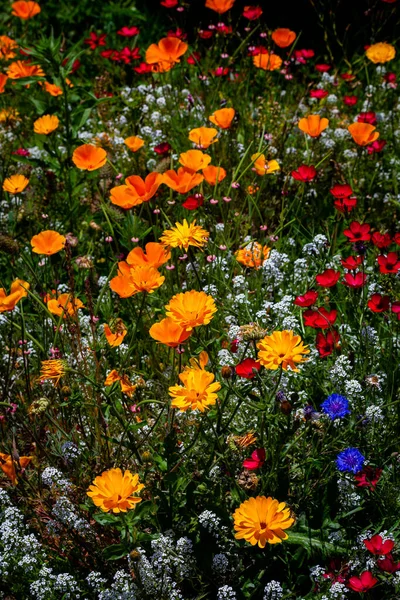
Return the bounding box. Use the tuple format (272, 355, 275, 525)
(188, 127, 218, 149)
(111, 173, 163, 208)
(72, 144, 107, 171)
(235, 242, 270, 269)
(251, 153, 280, 176)
(162, 167, 204, 194)
(336, 448, 365, 473)
(31, 230, 66, 255)
(7, 60, 44, 79)
(321, 394, 350, 420)
(149, 317, 192, 347)
(145, 36, 188, 72)
(233, 496, 294, 547)
(47, 293, 84, 318)
(298, 115, 329, 137)
(0, 454, 32, 485)
(126, 242, 171, 268)
(2, 174, 29, 194)
(160, 219, 209, 251)
(169, 351, 220, 412)
(87, 468, 144, 513)
(347, 571, 377, 593)
(202, 165, 226, 185)
(205, 0, 235, 13)
(0, 36, 18, 60)
(271, 28, 296, 47)
(104, 319, 128, 347)
(165, 290, 217, 331)
(40, 359, 66, 385)
(124, 136, 145, 152)
(365, 42, 396, 64)
(0, 279, 29, 312)
(257, 330, 309, 372)
(253, 51, 282, 71)
(33, 114, 59, 135)
(348, 123, 379, 146)
(110, 265, 165, 297)
(209, 107, 235, 129)
(179, 149, 211, 173)
(11, 1, 40, 19)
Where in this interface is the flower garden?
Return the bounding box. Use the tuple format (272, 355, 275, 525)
(0, 0, 400, 598)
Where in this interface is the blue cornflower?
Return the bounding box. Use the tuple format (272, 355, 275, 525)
(336, 448, 365, 474)
(321, 394, 350, 420)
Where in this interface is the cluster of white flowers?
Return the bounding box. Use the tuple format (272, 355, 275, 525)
(263, 580, 283, 599)
(217, 585, 237, 599)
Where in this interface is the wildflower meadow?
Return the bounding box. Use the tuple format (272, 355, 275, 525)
(1, 0, 400, 598)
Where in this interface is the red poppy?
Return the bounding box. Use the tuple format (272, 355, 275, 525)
(378, 555, 400, 574)
(347, 571, 377, 593)
(341, 255, 363, 270)
(364, 534, 394, 555)
(133, 62, 152, 73)
(357, 111, 377, 126)
(315, 63, 331, 72)
(316, 330, 340, 357)
(377, 252, 400, 274)
(367, 294, 390, 313)
(304, 307, 337, 329)
(117, 26, 140, 36)
(235, 358, 261, 379)
(243, 448, 266, 470)
(187, 52, 201, 65)
(182, 193, 204, 210)
(243, 5, 263, 19)
(343, 272, 367, 288)
(291, 165, 317, 182)
(334, 197, 357, 213)
(154, 142, 171, 154)
(392, 301, 400, 319)
(372, 232, 391, 248)
(330, 184, 353, 198)
(355, 466, 382, 490)
(84, 32, 106, 50)
(310, 89, 328, 99)
(367, 139, 386, 154)
(316, 269, 340, 287)
(343, 221, 371, 243)
(294, 290, 318, 307)
(343, 95, 358, 106)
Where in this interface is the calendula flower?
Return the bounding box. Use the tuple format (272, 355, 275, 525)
(43, 81, 63, 96)
(0, 74, 8, 94)
(160, 219, 209, 251)
(202, 165, 227, 185)
(110, 265, 165, 298)
(40, 359, 66, 385)
(11, 1, 40, 19)
(7, 60, 44, 79)
(165, 290, 217, 331)
(179, 149, 211, 172)
(72, 144, 107, 171)
(251, 153, 280, 176)
(126, 242, 171, 268)
(33, 114, 59, 135)
(253, 51, 282, 71)
(365, 42, 396, 64)
(0, 454, 32, 485)
(145, 36, 188, 72)
(0, 108, 19, 123)
(271, 28, 296, 47)
(0, 36, 18, 60)
(162, 168, 204, 194)
(257, 330, 309, 372)
(2, 174, 29, 194)
(87, 468, 144, 513)
(209, 107, 235, 129)
(233, 496, 294, 547)
(298, 115, 329, 137)
(0, 279, 29, 313)
(149, 317, 192, 347)
(188, 127, 218, 149)
(205, 0, 235, 13)
(104, 319, 128, 347)
(47, 293, 84, 318)
(169, 351, 221, 412)
(124, 136, 145, 152)
(348, 123, 379, 146)
(30, 230, 66, 255)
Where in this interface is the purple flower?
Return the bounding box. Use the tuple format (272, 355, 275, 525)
(336, 448, 365, 474)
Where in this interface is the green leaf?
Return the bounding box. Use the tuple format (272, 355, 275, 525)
(93, 512, 119, 526)
(286, 532, 345, 557)
(102, 543, 129, 561)
(29, 97, 47, 115)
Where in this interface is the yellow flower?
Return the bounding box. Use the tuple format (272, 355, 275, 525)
(40, 359, 66, 385)
(87, 468, 144, 513)
(257, 330, 309, 372)
(251, 153, 280, 176)
(2, 174, 29, 194)
(165, 290, 217, 331)
(233, 496, 294, 548)
(169, 351, 221, 412)
(160, 219, 209, 251)
(33, 114, 59, 135)
(366, 42, 396, 64)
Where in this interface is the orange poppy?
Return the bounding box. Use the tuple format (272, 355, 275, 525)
(110, 186, 142, 209)
(33, 114, 59, 135)
(179, 149, 211, 173)
(0, 453, 32, 485)
(126, 242, 171, 268)
(202, 165, 227, 185)
(47, 293, 84, 318)
(0, 74, 8, 94)
(124, 136, 145, 152)
(271, 28, 296, 48)
(251, 153, 280, 176)
(72, 144, 107, 171)
(0, 36, 18, 60)
(188, 127, 218, 149)
(110, 265, 165, 298)
(253, 52, 282, 71)
(0, 279, 30, 313)
(2, 174, 29, 194)
(298, 115, 329, 137)
(104, 319, 128, 347)
(146, 37, 188, 72)
(125, 172, 163, 201)
(7, 61, 44, 80)
(149, 317, 192, 347)
(348, 123, 380, 146)
(205, 0, 235, 14)
(163, 167, 204, 194)
(30, 230, 66, 255)
(104, 370, 137, 397)
(209, 107, 235, 129)
(11, 1, 40, 19)
(43, 81, 63, 96)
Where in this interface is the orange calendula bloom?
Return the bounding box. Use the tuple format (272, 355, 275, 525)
(110, 265, 165, 298)
(165, 290, 217, 331)
(104, 319, 128, 347)
(298, 115, 329, 137)
(124, 136, 145, 152)
(0, 36, 18, 60)
(233, 496, 294, 548)
(87, 468, 144, 513)
(0, 74, 8, 94)
(0, 279, 29, 313)
(188, 127, 218, 149)
(365, 42, 396, 64)
(7, 61, 44, 79)
(0, 108, 19, 123)
(11, 1, 41, 19)
(0, 454, 32, 485)
(251, 153, 280, 176)
(149, 317, 192, 347)
(43, 81, 63, 96)
(145, 36, 188, 72)
(160, 219, 209, 251)
(205, 0, 235, 14)
(47, 293, 84, 318)
(162, 168, 204, 194)
(179, 149, 212, 173)
(209, 107, 235, 129)
(348, 122, 380, 146)
(2, 174, 29, 194)
(126, 242, 171, 269)
(202, 165, 227, 185)
(72, 144, 107, 171)
(271, 28, 297, 48)
(39, 359, 66, 385)
(169, 351, 221, 412)
(104, 370, 137, 397)
(253, 51, 282, 71)
(31, 230, 66, 255)
(33, 114, 59, 135)
(236, 242, 270, 269)
(257, 330, 309, 372)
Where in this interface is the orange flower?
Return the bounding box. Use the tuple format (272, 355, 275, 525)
(0, 453, 32, 485)
(43, 81, 63, 96)
(179, 149, 211, 172)
(188, 127, 218, 149)
(110, 265, 165, 298)
(2, 174, 29, 194)
(253, 51, 282, 71)
(110, 185, 142, 209)
(47, 293, 84, 318)
(30, 230, 66, 255)
(149, 317, 192, 347)
(0, 108, 19, 122)
(125, 172, 163, 201)
(124, 136, 145, 152)
(209, 107, 235, 129)
(298, 115, 329, 137)
(33, 114, 59, 135)
(162, 167, 204, 194)
(205, 0, 235, 14)
(0, 279, 29, 313)
(104, 370, 137, 397)
(0, 36, 18, 60)
(348, 123, 380, 146)
(271, 28, 296, 48)
(236, 242, 270, 269)
(104, 319, 128, 347)
(0, 74, 8, 94)
(11, 1, 40, 19)
(251, 153, 280, 176)
(7, 60, 44, 79)
(202, 165, 227, 185)
(165, 290, 217, 331)
(146, 37, 188, 72)
(87, 468, 144, 513)
(72, 144, 107, 171)
(40, 359, 66, 385)
(126, 242, 171, 268)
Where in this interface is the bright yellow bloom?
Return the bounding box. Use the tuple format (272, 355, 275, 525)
(257, 330, 309, 372)
(251, 153, 280, 176)
(39, 359, 66, 385)
(169, 351, 221, 412)
(365, 42, 396, 64)
(33, 114, 59, 135)
(165, 290, 217, 331)
(160, 219, 209, 251)
(233, 496, 294, 548)
(87, 468, 144, 513)
(2, 174, 29, 194)
(235, 242, 270, 269)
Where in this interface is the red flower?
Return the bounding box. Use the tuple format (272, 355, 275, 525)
(316, 269, 340, 287)
(316, 330, 340, 357)
(394, 233, 400, 245)
(330, 184, 353, 198)
(392, 301, 400, 320)
(213, 66, 230, 76)
(116, 47, 141, 64)
(117, 26, 140, 36)
(355, 466, 382, 490)
(310, 89, 328, 99)
(84, 32, 107, 50)
(243, 5, 263, 19)
(235, 358, 261, 379)
(334, 197, 357, 213)
(304, 308, 337, 329)
(377, 252, 400, 274)
(167, 28, 187, 39)
(248, 45, 268, 56)
(294, 49, 314, 63)
(315, 63, 331, 72)
(133, 62, 152, 74)
(340, 72, 356, 81)
(343, 221, 371, 243)
(378, 554, 400, 574)
(357, 111, 377, 126)
(215, 24, 232, 34)
(323, 559, 349, 584)
(364, 534, 395, 555)
(367, 139, 386, 154)
(341, 255, 363, 270)
(154, 142, 171, 155)
(367, 294, 390, 313)
(100, 49, 117, 60)
(243, 448, 266, 470)
(372, 232, 391, 248)
(294, 290, 318, 307)
(343, 272, 367, 288)
(230, 339, 239, 353)
(182, 193, 204, 210)
(12, 148, 30, 157)
(61, 58, 81, 73)
(347, 571, 378, 593)
(160, 0, 178, 6)
(291, 165, 317, 182)
(384, 72, 397, 83)
(187, 52, 201, 65)
(343, 95, 358, 106)
(198, 30, 213, 40)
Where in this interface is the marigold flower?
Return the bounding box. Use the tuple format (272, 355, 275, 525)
(162, 167, 204, 193)
(0, 279, 29, 313)
(233, 496, 294, 547)
(124, 136, 145, 152)
(33, 114, 59, 135)
(126, 242, 171, 268)
(251, 153, 280, 175)
(165, 290, 217, 331)
(272, 28, 296, 47)
(298, 115, 329, 137)
(149, 317, 192, 347)
(110, 265, 165, 298)
(0, 36, 18, 60)
(43, 81, 63, 96)
(0, 454, 32, 485)
(257, 330, 309, 372)
(104, 319, 128, 347)
(87, 468, 144, 513)
(30, 230, 66, 255)
(231, 432, 257, 448)
(348, 122, 379, 146)
(188, 127, 218, 149)
(235, 242, 270, 269)
(11, 1, 40, 19)
(0, 74, 8, 94)
(39, 359, 66, 386)
(0, 108, 19, 123)
(178, 149, 211, 172)
(253, 51, 282, 71)
(7, 60, 44, 79)
(169, 351, 221, 412)
(47, 293, 84, 318)
(160, 219, 209, 251)
(2, 174, 29, 194)
(145, 36, 188, 72)
(205, 0, 235, 13)
(208, 107, 235, 129)
(365, 42, 396, 64)
(72, 144, 107, 171)
(202, 165, 227, 185)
